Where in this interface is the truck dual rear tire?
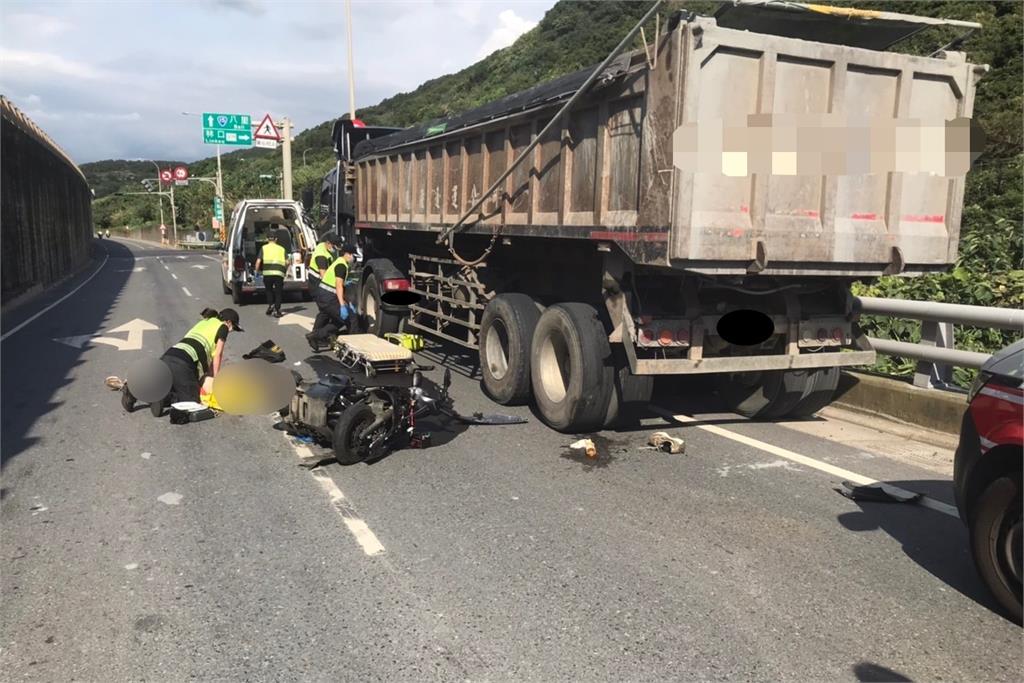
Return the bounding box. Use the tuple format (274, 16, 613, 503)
(717, 366, 838, 419)
(530, 303, 613, 433)
(361, 272, 401, 337)
(480, 294, 541, 405)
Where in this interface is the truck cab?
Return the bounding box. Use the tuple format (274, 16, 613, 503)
(220, 199, 318, 305)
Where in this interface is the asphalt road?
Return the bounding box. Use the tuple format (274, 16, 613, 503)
(1, 238, 1020, 681)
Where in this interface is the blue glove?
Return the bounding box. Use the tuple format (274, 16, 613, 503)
(339, 304, 350, 321)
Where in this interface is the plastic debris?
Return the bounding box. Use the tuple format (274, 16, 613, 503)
(835, 481, 922, 504)
(569, 438, 597, 459)
(648, 431, 686, 454)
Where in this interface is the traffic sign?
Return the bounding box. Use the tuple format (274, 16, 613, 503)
(202, 111, 252, 147)
(160, 169, 172, 184)
(173, 166, 189, 186)
(253, 138, 278, 150)
(212, 195, 224, 222)
(254, 113, 281, 141)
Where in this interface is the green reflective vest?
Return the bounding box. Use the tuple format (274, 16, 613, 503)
(308, 242, 334, 279)
(260, 242, 287, 276)
(171, 317, 223, 374)
(319, 256, 350, 294)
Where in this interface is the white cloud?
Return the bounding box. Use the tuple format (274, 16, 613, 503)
(3, 13, 73, 38)
(0, 48, 108, 80)
(475, 9, 537, 60)
(82, 112, 142, 122)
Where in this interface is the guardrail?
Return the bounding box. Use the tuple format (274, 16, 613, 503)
(855, 296, 1024, 389)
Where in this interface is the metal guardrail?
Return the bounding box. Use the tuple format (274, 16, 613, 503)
(855, 296, 1024, 388)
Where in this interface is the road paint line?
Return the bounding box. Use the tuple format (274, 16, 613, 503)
(1, 249, 110, 342)
(182, 287, 192, 297)
(171, 273, 178, 280)
(651, 408, 960, 518)
(203, 255, 220, 262)
(268, 414, 386, 556)
(310, 469, 386, 556)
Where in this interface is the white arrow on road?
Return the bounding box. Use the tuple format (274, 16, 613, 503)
(53, 318, 159, 351)
(278, 313, 315, 332)
(190, 265, 208, 269)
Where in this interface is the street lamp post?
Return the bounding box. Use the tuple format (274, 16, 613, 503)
(302, 148, 317, 167)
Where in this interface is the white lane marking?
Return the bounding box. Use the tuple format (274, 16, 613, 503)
(269, 415, 385, 556)
(171, 273, 178, 280)
(203, 255, 220, 263)
(1, 249, 110, 342)
(278, 312, 314, 331)
(651, 408, 960, 518)
(182, 286, 192, 297)
(310, 469, 386, 556)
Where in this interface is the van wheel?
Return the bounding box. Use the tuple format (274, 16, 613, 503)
(530, 303, 614, 433)
(231, 282, 243, 306)
(970, 473, 1023, 623)
(480, 294, 541, 405)
(361, 272, 400, 337)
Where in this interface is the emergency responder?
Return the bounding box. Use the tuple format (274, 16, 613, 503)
(308, 232, 341, 296)
(306, 243, 358, 351)
(121, 307, 243, 416)
(255, 233, 287, 318)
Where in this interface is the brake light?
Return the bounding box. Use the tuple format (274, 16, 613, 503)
(658, 329, 675, 346)
(677, 328, 690, 344)
(640, 328, 655, 344)
(382, 278, 410, 292)
(831, 327, 844, 342)
(233, 255, 245, 271)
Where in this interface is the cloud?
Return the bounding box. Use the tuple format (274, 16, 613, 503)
(206, 0, 266, 15)
(0, 48, 108, 80)
(475, 9, 537, 60)
(3, 13, 73, 38)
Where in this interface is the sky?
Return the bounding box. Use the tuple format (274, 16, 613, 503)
(0, 0, 556, 164)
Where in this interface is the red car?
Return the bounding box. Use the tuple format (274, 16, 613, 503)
(954, 339, 1023, 623)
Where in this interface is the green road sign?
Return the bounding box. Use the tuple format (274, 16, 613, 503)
(202, 112, 252, 147)
(213, 196, 224, 221)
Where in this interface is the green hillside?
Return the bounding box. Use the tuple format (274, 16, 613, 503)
(89, 0, 1021, 381)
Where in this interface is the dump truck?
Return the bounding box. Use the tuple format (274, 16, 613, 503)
(317, 0, 985, 433)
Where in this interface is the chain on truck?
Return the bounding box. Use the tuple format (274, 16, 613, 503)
(313, 0, 986, 434)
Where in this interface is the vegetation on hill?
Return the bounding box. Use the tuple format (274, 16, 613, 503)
(88, 0, 1021, 385)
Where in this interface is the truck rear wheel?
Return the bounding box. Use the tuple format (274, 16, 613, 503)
(787, 367, 840, 418)
(361, 272, 401, 337)
(604, 349, 653, 428)
(530, 303, 613, 433)
(480, 294, 541, 405)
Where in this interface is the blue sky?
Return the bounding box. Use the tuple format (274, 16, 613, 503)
(0, 0, 555, 163)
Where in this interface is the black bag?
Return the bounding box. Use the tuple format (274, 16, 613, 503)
(243, 339, 286, 363)
(169, 407, 215, 424)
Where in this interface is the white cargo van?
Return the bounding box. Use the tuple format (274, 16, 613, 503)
(220, 199, 318, 305)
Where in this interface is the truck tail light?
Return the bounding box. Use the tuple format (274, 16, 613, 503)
(831, 327, 844, 341)
(233, 256, 245, 272)
(677, 328, 690, 344)
(658, 329, 675, 346)
(640, 328, 655, 344)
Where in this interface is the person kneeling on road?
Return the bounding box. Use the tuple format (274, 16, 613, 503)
(308, 231, 342, 330)
(306, 243, 358, 352)
(255, 233, 287, 318)
(122, 307, 243, 416)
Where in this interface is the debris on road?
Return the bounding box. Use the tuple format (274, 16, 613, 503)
(157, 492, 183, 505)
(569, 438, 597, 459)
(835, 481, 922, 504)
(648, 431, 686, 454)
(243, 339, 286, 363)
(104, 376, 124, 390)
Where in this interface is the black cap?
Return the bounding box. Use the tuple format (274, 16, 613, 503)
(340, 243, 358, 255)
(219, 308, 244, 332)
(322, 231, 343, 245)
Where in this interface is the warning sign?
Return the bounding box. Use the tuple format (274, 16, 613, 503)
(254, 114, 281, 141)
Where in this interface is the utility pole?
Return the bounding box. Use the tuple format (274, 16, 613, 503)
(280, 117, 293, 200)
(169, 182, 178, 246)
(345, 0, 356, 121)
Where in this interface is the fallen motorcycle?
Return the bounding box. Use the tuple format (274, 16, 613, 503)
(283, 334, 524, 464)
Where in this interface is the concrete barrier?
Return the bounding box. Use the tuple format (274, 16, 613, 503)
(832, 371, 967, 435)
(1, 97, 93, 305)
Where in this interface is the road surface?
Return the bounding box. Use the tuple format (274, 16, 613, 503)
(1, 239, 1019, 681)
